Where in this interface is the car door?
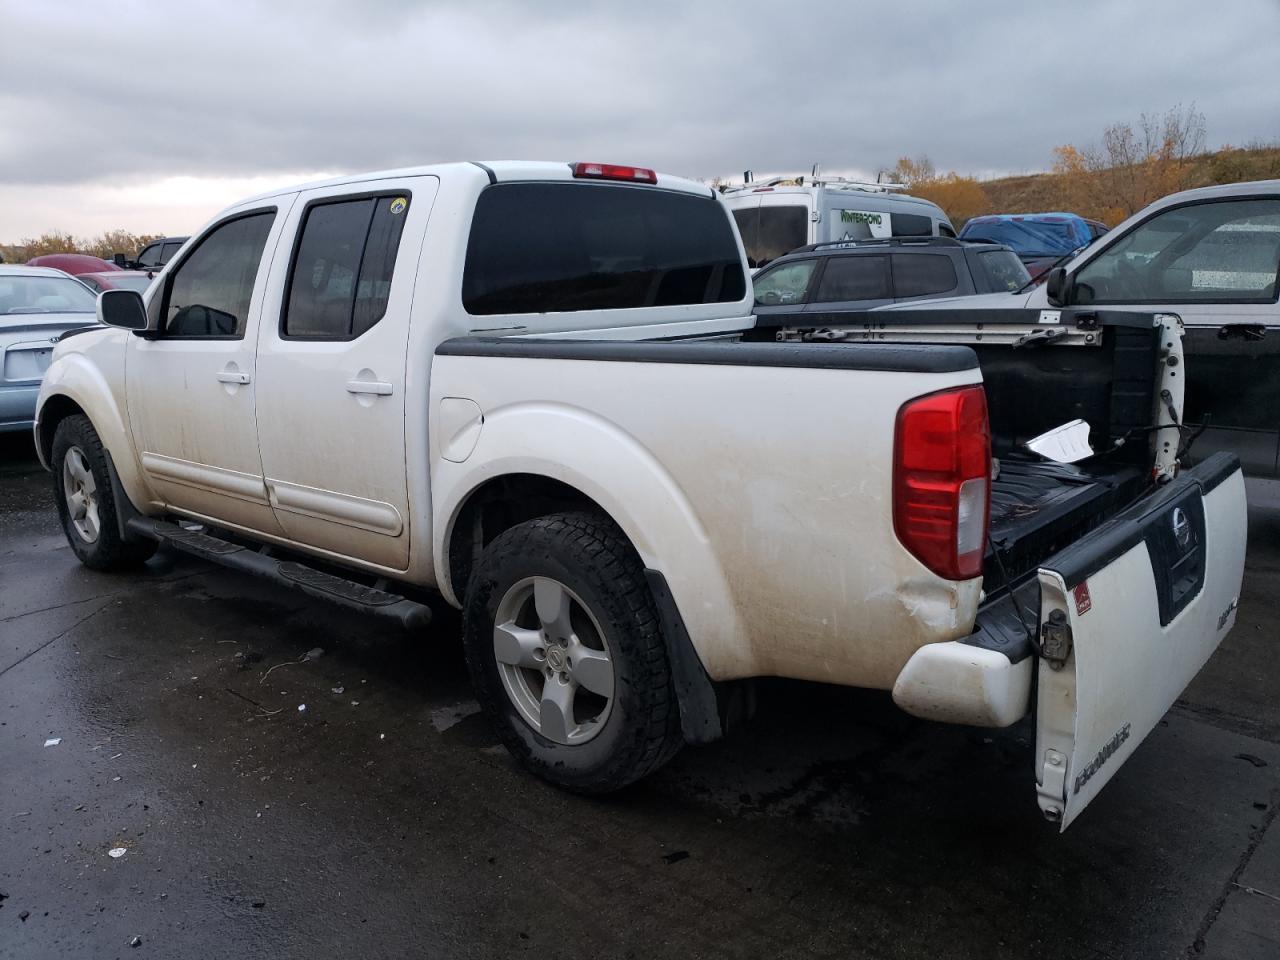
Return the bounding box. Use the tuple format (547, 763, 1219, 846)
(802, 253, 894, 324)
(1070, 196, 1280, 475)
(126, 202, 294, 534)
(253, 179, 436, 572)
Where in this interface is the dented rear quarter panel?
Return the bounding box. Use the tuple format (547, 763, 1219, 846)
(431, 353, 984, 689)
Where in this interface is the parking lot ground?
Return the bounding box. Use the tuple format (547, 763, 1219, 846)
(2, 434, 1278, 960)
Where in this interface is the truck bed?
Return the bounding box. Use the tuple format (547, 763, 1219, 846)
(984, 457, 1147, 594)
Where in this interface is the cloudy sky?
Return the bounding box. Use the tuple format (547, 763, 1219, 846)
(1, 0, 1277, 240)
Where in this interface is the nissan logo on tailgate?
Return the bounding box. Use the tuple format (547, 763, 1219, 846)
(1171, 507, 1192, 550)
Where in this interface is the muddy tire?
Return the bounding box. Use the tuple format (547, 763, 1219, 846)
(463, 512, 682, 793)
(51, 415, 156, 571)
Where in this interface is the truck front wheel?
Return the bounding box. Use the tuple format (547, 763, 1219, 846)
(463, 512, 682, 793)
(51, 415, 156, 571)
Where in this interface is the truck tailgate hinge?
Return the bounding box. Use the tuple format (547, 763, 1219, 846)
(1039, 608, 1073, 669)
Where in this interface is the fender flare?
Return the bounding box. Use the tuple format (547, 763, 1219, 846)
(38, 351, 154, 518)
(432, 401, 753, 686)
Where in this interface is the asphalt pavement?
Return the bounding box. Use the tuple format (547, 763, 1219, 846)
(2, 432, 1277, 959)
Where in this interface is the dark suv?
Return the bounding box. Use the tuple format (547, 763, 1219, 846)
(750, 237, 1031, 324)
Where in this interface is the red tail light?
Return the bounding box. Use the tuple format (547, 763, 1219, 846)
(893, 385, 991, 580)
(571, 162, 658, 184)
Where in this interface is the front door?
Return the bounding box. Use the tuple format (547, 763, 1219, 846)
(126, 203, 294, 534)
(253, 178, 436, 571)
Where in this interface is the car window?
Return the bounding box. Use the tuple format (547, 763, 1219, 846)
(160, 241, 183, 264)
(463, 183, 746, 314)
(80, 276, 103, 294)
(891, 212, 934, 237)
(753, 260, 816, 306)
(1074, 199, 1280, 303)
(283, 194, 410, 339)
(0, 275, 98, 314)
(974, 249, 1032, 293)
(137, 243, 161, 268)
(732, 205, 808, 269)
(163, 212, 275, 338)
(892, 253, 958, 298)
(939, 223, 957, 238)
(814, 255, 890, 302)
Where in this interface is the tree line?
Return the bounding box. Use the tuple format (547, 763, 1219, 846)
(882, 104, 1279, 228)
(0, 229, 164, 265)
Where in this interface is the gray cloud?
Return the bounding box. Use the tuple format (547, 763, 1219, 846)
(1, 0, 1277, 194)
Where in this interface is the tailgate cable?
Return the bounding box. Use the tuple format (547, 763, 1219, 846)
(990, 537, 1037, 651)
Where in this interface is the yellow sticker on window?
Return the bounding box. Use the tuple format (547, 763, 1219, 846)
(389, 197, 407, 215)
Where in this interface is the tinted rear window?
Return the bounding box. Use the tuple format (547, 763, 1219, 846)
(814, 255, 890, 302)
(732, 204, 808, 269)
(463, 183, 746, 315)
(892, 253, 958, 298)
(891, 212, 934, 237)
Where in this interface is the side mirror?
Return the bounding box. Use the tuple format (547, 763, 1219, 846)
(1044, 267, 1069, 306)
(98, 289, 149, 331)
(112, 252, 127, 268)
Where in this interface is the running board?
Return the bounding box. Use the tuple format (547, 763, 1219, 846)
(126, 517, 431, 631)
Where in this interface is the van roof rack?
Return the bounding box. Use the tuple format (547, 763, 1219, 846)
(720, 172, 908, 195)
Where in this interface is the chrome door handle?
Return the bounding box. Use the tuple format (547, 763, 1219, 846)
(216, 371, 251, 385)
(346, 380, 394, 396)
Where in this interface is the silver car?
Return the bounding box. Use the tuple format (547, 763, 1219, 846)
(0, 265, 100, 434)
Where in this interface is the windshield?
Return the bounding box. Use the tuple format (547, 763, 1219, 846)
(732, 205, 808, 269)
(975, 249, 1033, 292)
(0, 275, 99, 315)
(960, 218, 1088, 258)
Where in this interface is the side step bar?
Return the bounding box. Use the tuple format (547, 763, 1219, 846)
(127, 518, 432, 631)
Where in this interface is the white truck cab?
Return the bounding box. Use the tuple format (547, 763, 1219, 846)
(35, 160, 1246, 829)
(721, 169, 954, 269)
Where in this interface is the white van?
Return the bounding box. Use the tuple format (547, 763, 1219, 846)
(722, 171, 955, 268)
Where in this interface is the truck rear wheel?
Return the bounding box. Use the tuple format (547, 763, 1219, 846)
(463, 512, 682, 793)
(51, 415, 156, 571)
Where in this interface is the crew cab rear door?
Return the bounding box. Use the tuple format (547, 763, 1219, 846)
(1033, 453, 1247, 829)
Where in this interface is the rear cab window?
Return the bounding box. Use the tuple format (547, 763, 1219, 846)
(463, 183, 746, 314)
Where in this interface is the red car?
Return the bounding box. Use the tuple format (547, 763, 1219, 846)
(77, 271, 155, 294)
(26, 253, 121, 276)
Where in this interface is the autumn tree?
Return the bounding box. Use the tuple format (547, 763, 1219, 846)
(1052, 103, 1206, 223)
(0, 229, 163, 264)
(875, 155, 991, 226)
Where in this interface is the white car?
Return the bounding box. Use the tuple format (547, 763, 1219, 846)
(34, 160, 1246, 829)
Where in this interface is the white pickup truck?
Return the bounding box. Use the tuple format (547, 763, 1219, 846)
(35, 160, 1247, 828)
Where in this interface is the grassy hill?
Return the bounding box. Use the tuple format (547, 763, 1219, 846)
(977, 144, 1280, 225)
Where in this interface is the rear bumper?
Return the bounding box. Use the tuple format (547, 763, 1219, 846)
(892, 637, 1032, 727)
(0, 384, 39, 432)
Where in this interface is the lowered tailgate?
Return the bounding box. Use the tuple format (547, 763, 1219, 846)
(1034, 453, 1247, 829)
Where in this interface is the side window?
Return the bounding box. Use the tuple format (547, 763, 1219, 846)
(753, 260, 816, 306)
(938, 222, 957, 238)
(283, 194, 410, 339)
(891, 212, 934, 237)
(162, 212, 274, 338)
(1075, 199, 1280, 303)
(160, 241, 182, 264)
(892, 253, 958, 298)
(137, 243, 161, 268)
(814, 255, 890, 302)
